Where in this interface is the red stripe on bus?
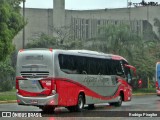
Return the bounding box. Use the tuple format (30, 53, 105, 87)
(54, 77, 130, 101)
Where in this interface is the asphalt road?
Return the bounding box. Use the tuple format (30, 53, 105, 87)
(0, 95, 160, 119)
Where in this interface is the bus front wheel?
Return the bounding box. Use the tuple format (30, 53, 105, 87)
(109, 95, 122, 107)
(114, 95, 122, 107)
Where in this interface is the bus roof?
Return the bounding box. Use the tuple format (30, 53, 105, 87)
(18, 49, 127, 62)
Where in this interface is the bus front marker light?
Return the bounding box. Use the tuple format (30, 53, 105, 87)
(128, 96, 131, 100)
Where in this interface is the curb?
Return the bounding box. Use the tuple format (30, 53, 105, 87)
(132, 93, 156, 96)
(0, 93, 157, 104)
(0, 100, 17, 104)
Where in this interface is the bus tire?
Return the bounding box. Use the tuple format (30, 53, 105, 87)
(114, 95, 122, 107)
(109, 95, 122, 107)
(75, 94, 85, 112)
(67, 94, 85, 112)
(41, 105, 55, 113)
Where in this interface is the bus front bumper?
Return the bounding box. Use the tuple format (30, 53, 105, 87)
(16, 93, 58, 106)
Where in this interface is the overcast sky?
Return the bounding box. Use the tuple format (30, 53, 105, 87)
(21, 0, 160, 10)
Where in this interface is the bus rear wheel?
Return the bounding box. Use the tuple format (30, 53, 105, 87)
(67, 94, 85, 112)
(75, 94, 84, 112)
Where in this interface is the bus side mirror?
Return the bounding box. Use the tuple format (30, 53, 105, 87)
(124, 64, 136, 76)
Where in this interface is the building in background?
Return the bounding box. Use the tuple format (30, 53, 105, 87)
(13, 0, 160, 49)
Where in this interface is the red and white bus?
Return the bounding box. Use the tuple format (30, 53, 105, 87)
(16, 49, 136, 112)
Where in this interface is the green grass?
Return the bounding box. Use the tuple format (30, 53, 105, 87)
(0, 89, 16, 101)
(133, 88, 156, 94)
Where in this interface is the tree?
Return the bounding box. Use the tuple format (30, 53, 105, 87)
(85, 24, 142, 62)
(0, 0, 24, 91)
(26, 32, 83, 50)
(26, 33, 58, 48)
(0, 0, 24, 61)
(0, 56, 14, 91)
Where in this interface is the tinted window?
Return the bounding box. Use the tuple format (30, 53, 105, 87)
(58, 54, 124, 76)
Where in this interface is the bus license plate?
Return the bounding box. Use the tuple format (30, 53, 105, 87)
(32, 80, 37, 84)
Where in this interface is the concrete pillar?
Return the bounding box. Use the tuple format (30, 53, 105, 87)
(53, 0, 65, 28)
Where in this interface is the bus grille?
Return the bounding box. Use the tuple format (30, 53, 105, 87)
(20, 71, 49, 78)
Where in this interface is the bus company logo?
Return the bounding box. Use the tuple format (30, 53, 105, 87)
(33, 73, 36, 77)
(2, 112, 11, 117)
(30, 73, 37, 78)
